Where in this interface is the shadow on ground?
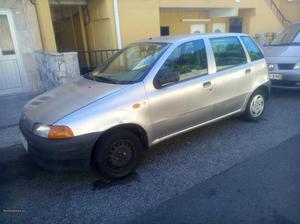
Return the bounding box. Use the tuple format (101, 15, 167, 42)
(0, 144, 142, 192)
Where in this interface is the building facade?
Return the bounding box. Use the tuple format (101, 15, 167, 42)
(0, 0, 300, 96)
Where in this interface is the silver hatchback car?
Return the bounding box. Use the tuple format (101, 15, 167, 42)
(20, 33, 270, 178)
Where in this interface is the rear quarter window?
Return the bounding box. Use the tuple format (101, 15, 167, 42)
(240, 36, 264, 61)
(210, 36, 247, 71)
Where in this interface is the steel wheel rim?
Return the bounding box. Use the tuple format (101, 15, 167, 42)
(106, 140, 134, 170)
(250, 94, 264, 118)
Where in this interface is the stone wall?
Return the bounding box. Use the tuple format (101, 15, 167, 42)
(0, 0, 81, 95)
(0, 0, 43, 93)
(35, 51, 80, 93)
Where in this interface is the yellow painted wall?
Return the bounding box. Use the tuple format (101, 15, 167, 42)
(159, 0, 252, 8)
(118, 0, 160, 47)
(36, 0, 57, 51)
(159, 0, 283, 36)
(277, 0, 300, 23)
(246, 0, 283, 35)
(160, 9, 230, 35)
(48, 0, 293, 53)
(86, 0, 117, 50)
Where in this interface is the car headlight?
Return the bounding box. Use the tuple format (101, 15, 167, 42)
(268, 64, 275, 71)
(33, 123, 74, 139)
(293, 62, 300, 70)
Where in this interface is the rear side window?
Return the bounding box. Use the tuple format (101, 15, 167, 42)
(159, 39, 208, 82)
(210, 36, 247, 71)
(241, 36, 264, 61)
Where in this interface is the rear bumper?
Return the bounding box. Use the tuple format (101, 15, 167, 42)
(19, 120, 100, 171)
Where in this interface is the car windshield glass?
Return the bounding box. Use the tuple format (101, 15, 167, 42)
(271, 24, 300, 46)
(87, 43, 169, 84)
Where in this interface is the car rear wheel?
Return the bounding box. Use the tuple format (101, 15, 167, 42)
(243, 89, 266, 122)
(94, 130, 143, 179)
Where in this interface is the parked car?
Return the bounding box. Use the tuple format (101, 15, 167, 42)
(20, 33, 270, 178)
(264, 23, 300, 88)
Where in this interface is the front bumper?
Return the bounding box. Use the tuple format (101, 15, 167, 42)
(19, 120, 100, 171)
(269, 71, 300, 89)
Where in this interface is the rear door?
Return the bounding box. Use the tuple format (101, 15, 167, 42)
(208, 36, 253, 118)
(240, 36, 266, 83)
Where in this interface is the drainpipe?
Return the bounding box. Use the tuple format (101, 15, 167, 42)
(113, 0, 122, 49)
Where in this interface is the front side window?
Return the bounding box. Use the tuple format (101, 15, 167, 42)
(158, 40, 208, 82)
(87, 43, 169, 84)
(241, 36, 264, 61)
(210, 37, 247, 71)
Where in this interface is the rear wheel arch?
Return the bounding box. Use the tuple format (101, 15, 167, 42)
(256, 84, 270, 100)
(243, 88, 266, 121)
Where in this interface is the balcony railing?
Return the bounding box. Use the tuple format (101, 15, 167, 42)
(264, 0, 291, 27)
(77, 49, 119, 74)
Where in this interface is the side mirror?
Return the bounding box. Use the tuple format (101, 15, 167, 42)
(155, 71, 180, 88)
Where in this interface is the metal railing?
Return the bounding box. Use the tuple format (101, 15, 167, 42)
(264, 0, 291, 27)
(253, 32, 278, 46)
(77, 49, 119, 74)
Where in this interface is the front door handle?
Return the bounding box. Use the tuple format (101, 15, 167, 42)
(245, 68, 252, 74)
(203, 81, 212, 89)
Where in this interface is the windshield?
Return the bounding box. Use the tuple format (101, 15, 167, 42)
(271, 24, 300, 46)
(86, 42, 169, 84)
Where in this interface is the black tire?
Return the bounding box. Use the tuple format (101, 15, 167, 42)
(94, 130, 143, 179)
(243, 89, 266, 122)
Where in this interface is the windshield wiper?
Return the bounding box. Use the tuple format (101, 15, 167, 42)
(95, 76, 134, 85)
(94, 76, 116, 84)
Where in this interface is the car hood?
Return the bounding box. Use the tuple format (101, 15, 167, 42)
(264, 45, 300, 63)
(23, 77, 128, 126)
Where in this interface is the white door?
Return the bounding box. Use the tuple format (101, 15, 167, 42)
(191, 24, 206, 34)
(0, 11, 27, 96)
(213, 23, 226, 33)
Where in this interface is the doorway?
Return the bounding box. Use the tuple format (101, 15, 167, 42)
(0, 11, 27, 96)
(160, 26, 170, 36)
(229, 17, 243, 33)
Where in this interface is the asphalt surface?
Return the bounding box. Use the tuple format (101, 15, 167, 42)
(130, 134, 300, 224)
(0, 89, 300, 224)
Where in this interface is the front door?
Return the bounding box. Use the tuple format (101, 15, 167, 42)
(0, 11, 27, 96)
(147, 39, 214, 141)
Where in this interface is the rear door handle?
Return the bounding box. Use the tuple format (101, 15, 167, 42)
(203, 81, 212, 89)
(245, 68, 252, 74)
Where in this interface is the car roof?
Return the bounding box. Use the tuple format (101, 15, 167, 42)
(139, 33, 248, 44)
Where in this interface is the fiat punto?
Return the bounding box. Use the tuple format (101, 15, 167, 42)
(20, 33, 270, 178)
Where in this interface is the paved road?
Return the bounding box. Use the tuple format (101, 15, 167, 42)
(0, 89, 300, 224)
(130, 134, 300, 224)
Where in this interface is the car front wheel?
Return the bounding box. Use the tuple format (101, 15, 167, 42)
(94, 130, 143, 179)
(244, 89, 266, 122)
